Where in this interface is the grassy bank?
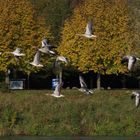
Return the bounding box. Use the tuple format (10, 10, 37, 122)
(0, 89, 140, 136)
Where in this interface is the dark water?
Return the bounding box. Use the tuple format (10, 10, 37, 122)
(0, 136, 140, 140)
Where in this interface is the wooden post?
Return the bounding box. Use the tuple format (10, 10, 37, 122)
(27, 73, 30, 90)
(97, 72, 101, 90)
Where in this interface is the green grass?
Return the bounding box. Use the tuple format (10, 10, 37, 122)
(0, 89, 140, 136)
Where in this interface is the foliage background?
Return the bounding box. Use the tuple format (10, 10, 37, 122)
(0, 0, 140, 88)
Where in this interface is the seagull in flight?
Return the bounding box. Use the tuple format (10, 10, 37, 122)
(30, 50, 43, 67)
(54, 55, 68, 69)
(11, 48, 25, 57)
(56, 56, 68, 64)
(131, 91, 140, 107)
(39, 38, 55, 54)
(51, 81, 64, 98)
(41, 38, 51, 47)
(8, 48, 25, 61)
(122, 55, 140, 71)
(53, 55, 68, 85)
(79, 75, 93, 95)
(76, 20, 97, 39)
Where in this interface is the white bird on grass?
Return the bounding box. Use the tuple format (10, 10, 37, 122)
(51, 81, 64, 98)
(39, 38, 55, 54)
(122, 55, 140, 71)
(131, 91, 140, 107)
(30, 50, 43, 67)
(79, 75, 93, 95)
(76, 20, 97, 39)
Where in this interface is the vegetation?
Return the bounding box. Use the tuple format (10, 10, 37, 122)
(0, 0, 139, 88)
(0, 0, 140, 137)
(0, 89, 140, 136)
(30, 0, 83, 43)
(58, 0, 134, 89)
(0, 0, 53, 76)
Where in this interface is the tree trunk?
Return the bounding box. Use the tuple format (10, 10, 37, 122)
(90, 75, 93, 89)
(13, 68, 17, 79)
(122, 75, 126, 89)
(5, 70, 10, 85)
(27, 73, 30, 90)
(97, 73, 101, 90)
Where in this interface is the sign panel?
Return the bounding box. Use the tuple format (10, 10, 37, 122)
(10, 80, 24, 89)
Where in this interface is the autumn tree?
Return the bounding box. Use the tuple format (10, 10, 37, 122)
(0, 0, 53, 83)
(125, 0, 140, 83)
(58, 0, 133, 89)
(30, 0, 83, 43)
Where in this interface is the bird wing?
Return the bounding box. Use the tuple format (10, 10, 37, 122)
(49, 50, 55, 54)
(135, 97, 140, 107)
(42, 39, 52, 47)
(128, 56, 136, 70)
(56, 56, 68, 63)
(136, 57, 140, 60)
(39, 46, 49, 53)
(132, 91, 139, 96)
(54, 56, 67, 70)
(42, 39, 48, 47)
(33, 50, 41, 65)
(54, 82, 63, 96)
(79, 75, 87, 89)
(13, 48, 21, 54)
(12, 48, 25, 56)
(122, 56, 129, 63)
(85, 20, 93, 36)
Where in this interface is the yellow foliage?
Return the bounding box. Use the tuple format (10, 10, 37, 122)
(0, 0, 53, 74)
(58, 0, 133, 75)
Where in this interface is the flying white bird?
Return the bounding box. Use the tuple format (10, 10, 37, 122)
(76, 20, 97, 39)
(30, 50, 43, 67)
(0, 52, 2, 55)
(56, 56, 68, 63)
(11, 48, 25, 57)
(131, 91, 140, 107)
(39, 39, 55, 54)
(53, 55, 68, 85)
(41, 38, 52, 47)
(122, 55, 140, 71)
(54, 55, 68, 69)
(6, 48, 25, 61)
(51, 81, 64, 98)
(79, 75, 93, 94)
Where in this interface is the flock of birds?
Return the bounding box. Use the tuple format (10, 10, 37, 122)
(0, 38, 68, 98)
(78, 20, 140, 107)
(0, 20, 140, 106)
